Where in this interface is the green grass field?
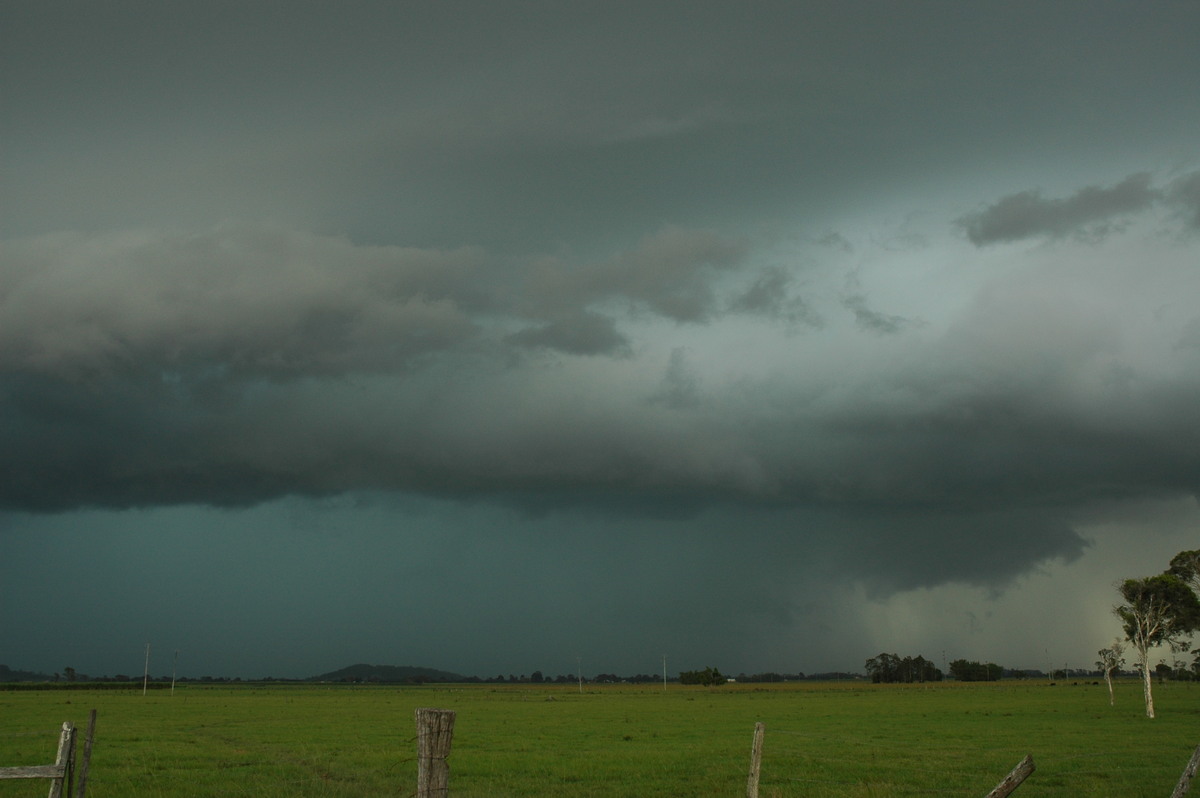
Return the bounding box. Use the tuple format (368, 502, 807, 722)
(2, 679, 1197, 796)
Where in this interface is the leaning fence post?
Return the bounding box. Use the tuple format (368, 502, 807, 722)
(47, 722, 75, 798)
(984, 754, 1035, 798)
(746, 722, 765, 798)
(415, 708, 456, 798)
(1170, 744, 1200, 798)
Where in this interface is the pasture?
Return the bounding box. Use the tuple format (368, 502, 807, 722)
(1, 679, 1198, 797)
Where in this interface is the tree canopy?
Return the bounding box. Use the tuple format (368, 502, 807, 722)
(1115, 573, 1200, 653)
(1167, 549, 1200, 596)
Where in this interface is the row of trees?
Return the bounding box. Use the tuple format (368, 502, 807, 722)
(1112, 549, 1200, 718)
(864, 653, 942, 683)
(948, 659, 1003, 682)
(863, 655, 1008, 683)
(679, 666, 726, 686)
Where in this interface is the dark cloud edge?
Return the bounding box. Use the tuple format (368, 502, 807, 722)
(957, 170, 1200, 246)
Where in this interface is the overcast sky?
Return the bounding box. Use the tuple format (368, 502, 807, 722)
(3, 2, 1200, 680)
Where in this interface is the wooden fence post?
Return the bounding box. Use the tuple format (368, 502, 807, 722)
(415, 708, 455, 798)
(1171, 744, 1200, 798)
(746, 722, 765, 798)
(984, 754, 1035, 798)
(47, 721, 76, 798)
(75, 710, 98, 798)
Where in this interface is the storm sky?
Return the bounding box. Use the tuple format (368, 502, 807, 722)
(3, 2, 1200, 680)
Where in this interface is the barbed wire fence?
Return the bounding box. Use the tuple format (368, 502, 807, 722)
(747, 723, 1200, 797)
(3, 706, 1199, 797)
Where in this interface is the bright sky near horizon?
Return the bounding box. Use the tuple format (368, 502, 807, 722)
(3, 2, 1199, 680)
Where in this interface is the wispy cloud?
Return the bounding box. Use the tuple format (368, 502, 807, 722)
(957, 172, 1160, 245)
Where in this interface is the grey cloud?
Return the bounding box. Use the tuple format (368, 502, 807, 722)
(514, 226, 751, 331)
(650, 348, 702, 410)
(588, 226, 748, 322)
(729, 267, 822, 327)
(840, 270, 920, 335)
(1, 224, 755, 384)
(1166, 170, 1200, 230)
(842, 294, 921, 336)
(4, 221, 1199, 570)
(832, 508, 1089, 596)
(814, 231, 853, 253)
(7, 301, 1199, 523)
(506, 312, 630, 357)
(0, 227, 486, 380)
(958, 172, 1160, 245)
(1178, 317, 1200, 351)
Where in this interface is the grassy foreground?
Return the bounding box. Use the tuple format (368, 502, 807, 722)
(1, 679, 1198, 797)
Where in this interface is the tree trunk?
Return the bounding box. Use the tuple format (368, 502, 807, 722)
(1105, 671, 1115, 706)
(1141, 659, 1155, 718)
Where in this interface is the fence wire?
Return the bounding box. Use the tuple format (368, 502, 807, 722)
(756, 726, 1184, 794)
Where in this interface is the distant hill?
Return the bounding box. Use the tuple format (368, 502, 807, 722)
(311, 663, 466, 683)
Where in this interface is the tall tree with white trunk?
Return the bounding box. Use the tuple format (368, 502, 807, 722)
(1114, 574, 1200, 718)
(1096, 640, 1125, 706)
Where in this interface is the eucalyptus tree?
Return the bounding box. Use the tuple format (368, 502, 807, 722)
(1096, 640, 1125, 706)
(1114, 574, 1200, 718)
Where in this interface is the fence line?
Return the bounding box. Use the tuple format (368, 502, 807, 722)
(4, 706, 1198, 797)
(759, 724, 1200, 797)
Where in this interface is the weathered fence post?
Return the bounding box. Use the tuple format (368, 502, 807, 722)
(1170, 744, 1200, 798)
(47, 721, 76, 798)
(75, 710, 98, 798)
(415, 708, 455, 798)
(746, 722, 765, 798)
(984, 754, 1035, 798)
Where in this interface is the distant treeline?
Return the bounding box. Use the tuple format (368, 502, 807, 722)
(0, 663, 215, 686)
(7, 660, 1164, 687)
(1, 681, 174, 691)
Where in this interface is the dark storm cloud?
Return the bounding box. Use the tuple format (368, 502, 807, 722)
(6, 257, 1200, 523)
(957, 173, 1160, 245)
(5, 2, 1200, 681)
(8, 3, 1200, 251)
